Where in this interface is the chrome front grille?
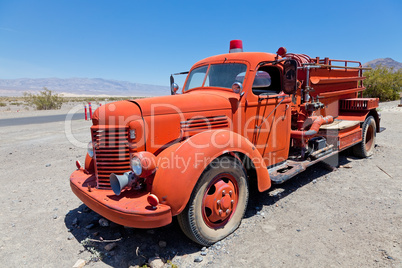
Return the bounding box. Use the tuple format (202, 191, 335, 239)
(92, 126, 131, 189)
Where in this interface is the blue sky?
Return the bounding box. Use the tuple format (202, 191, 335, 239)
(0, 0, 401, 86)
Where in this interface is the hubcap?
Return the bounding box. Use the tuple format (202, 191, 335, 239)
(202, 173, 238, 228)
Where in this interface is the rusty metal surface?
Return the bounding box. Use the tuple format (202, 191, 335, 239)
(70, 169, 172, 228)
(268, 150, 339, 184)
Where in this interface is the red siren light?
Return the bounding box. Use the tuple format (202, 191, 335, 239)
(229, 40, 243, 53)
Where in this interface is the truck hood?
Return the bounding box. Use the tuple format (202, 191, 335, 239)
(130, 91, 234, 117)
(92, 100, 142, 126)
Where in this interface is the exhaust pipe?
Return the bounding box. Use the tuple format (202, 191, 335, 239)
(109, 172, 135, 196)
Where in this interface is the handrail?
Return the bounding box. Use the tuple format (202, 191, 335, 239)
(316, 64, 371, 70)
(306, 57, 369, 90)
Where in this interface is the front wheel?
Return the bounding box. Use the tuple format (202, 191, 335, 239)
(353, 116, 376, 158)
(177, 156, 249, 246)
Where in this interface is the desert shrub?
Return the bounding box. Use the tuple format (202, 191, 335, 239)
(24, 87, 64, 110)
(363, 66, 402, 101)
(0, 102, 6, 107)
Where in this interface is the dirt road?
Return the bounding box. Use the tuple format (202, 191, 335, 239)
(0, 101, 401, 267)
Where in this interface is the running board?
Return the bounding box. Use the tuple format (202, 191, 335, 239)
(268, 151, 339, 184)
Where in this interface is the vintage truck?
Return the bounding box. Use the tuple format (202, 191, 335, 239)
(70, 40, 380, 246)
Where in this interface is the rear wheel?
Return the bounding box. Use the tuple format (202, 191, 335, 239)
(353, 116, 376, 158)
(177, 156, 248, 246)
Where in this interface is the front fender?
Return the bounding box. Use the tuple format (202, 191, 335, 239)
(152, 130, 271, 216)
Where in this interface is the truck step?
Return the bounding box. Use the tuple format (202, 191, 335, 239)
(268, 162, 306, 184)
(268, 150, 338, 184)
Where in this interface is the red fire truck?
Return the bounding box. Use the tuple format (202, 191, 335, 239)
(70, 40, 380, 246)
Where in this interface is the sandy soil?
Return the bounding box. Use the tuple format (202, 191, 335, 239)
(0, 101, 101, 119)
(0, 101, 401, 267)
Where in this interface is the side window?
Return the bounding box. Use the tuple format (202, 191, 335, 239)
(252, 66, 281, 96)
(253, 71, 271, 88)
(235, 71, 246, 83)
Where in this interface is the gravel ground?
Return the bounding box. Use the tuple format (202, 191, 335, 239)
(0, 100, 401, 267)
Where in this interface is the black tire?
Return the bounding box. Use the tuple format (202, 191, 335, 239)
(177, 156, 249, 246)
(353, 116, 376, 158)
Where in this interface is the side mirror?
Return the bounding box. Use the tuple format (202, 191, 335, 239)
(283, 59, 297, 95)
(171, 83, 179, 95)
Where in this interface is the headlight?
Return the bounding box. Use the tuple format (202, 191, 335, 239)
(130, 152, 157, 177)
(131, 156, 142, 176)
(87, 141, 94, 158)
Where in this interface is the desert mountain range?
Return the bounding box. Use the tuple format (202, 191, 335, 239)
(0, 58, 400, 97)
(0, 77, 169, 97)
(363, 58, 402, 70)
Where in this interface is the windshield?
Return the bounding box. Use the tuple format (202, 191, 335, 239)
(184, 63, 247, 91)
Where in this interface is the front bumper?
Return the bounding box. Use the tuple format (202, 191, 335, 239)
(70, 170, 172, 228)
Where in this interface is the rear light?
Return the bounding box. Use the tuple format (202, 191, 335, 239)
(229, 40, 243, 53)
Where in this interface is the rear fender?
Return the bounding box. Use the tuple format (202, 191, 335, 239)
(338, 109, 380, 132)
(152, 130, 270, 216)
(368, 109, 381, 133)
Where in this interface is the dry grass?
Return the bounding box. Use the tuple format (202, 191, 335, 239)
(0, 96, 145, 103)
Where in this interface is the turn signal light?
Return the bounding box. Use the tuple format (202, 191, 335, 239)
(276, 47, 287, 57)
(147, 194, 159, 207)
(76, 160, 82, 169)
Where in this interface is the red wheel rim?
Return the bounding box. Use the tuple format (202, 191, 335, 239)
(365, 124, 374, 152)
(202, 173, 239, 228)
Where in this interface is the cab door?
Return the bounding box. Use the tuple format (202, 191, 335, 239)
(244, 65, 292, 167)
